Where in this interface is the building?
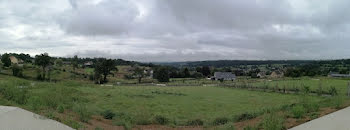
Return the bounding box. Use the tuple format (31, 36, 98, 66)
(9, 56, 23, 64)
(83, 61, 94, 68)
(257, 71, 266, 78)
(270, 70, 284, 78)
(213, 72, 236, 81)
(328, 72, 350, 78)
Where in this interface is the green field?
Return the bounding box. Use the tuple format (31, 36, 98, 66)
(0, 73, 348, 129)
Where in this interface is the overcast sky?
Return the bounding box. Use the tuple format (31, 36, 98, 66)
(1, 0, 350, 62)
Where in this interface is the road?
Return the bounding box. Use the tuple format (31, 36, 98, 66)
(290, 106, 350, 130)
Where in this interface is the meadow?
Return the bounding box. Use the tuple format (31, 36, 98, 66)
(0, 72, 349, 129)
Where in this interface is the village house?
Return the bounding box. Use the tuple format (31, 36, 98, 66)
(9, 56, 24, 64)
(257, 71, 266, 78)
(212, 72, 236, 81)
(328, 72, 350, 78)
(270, 70, 284, 78)
(83, 61, 94, 68)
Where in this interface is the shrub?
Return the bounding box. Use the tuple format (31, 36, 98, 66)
(262, 114, 285, 130)
(154, 115, 169, 125)
(234, 112, 258, 122)
(186, 119, 204, 126)
(302, 86, 310, 94)
(291, 105, 306, 118)
(213, 117, 229, 125)
(57, 105, 65, 113)
(101, 110, 115, 119)
(329, 86, 338, 96)
(12, 64, 23, 77)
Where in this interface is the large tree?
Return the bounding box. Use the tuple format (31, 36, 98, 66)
(35, 53, 51, 80)
(1, 53, 11, 67)
(94, 58, 118, 83)
(182, 68, 191, 78)
(73, 55, 78, 72)
(201, 66, 211, 76)
(154, 67, 170, 82)
(133, 66, 146, 83)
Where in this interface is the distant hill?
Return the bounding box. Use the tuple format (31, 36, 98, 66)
(155, 60, 315, 67)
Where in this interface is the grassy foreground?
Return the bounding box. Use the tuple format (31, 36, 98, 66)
(0, 74, 349, 129)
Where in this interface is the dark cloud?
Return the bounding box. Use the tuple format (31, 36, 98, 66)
(1, 0, 350, 61)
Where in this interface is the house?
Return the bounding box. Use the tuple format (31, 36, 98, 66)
(83, 61, 94, 68)
(270, 70, 284, 78)
(213, 72, 236, 81)
(257, 71, 266, 78)
(9, 56, 23, 64)
(328, 72, 350, 78)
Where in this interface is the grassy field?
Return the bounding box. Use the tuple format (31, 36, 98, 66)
(0, 72, 349, 129)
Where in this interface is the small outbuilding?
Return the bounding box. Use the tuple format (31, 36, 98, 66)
(213, 72, 236, 81)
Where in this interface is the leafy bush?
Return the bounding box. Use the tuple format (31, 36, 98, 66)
(154, 115, 169, 125)
(186, 119, 204, 126)
(101, 110, 115, 119)
(262, 114, 285, 130)
(213, 117, 229, 125)
(57, 105, 65, 113)
(291, 105, 306, 118)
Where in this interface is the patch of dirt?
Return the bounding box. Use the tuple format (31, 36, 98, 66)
(83, 115, 124, 130)
(234, 117, 262, 130)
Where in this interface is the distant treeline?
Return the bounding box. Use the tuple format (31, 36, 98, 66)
(158, 60, 314, 67)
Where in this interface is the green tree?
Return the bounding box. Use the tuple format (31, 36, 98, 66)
(55, 59, 63, 67)
(94, 58, 117, 83)
(133, 66, 148, 83)
(1, 53, 11, 67)
(154, 67, 170, 82)
(183, 68, 191, 78)
(201, 66, 211, 76)
(73, 55, 78, 72)
(12, 64, 23, 77)
(35, 53, 51, 80)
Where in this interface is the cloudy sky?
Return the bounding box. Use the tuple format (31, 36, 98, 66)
(1, 0, 350, 62)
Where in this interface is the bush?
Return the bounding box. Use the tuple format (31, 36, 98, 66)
(291, 105, 306, 118)
(262, 114, 285, 130)
(12, 64, 23, 77)
(329, 86, 338, 96)
(154, 115, 169, 125)
(186, 119, 204, 126)
(213, 117, 229, 125)
(234, 112, 258, 122)
(57, 105, 65, 113)
(101, 110, 115, 119)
